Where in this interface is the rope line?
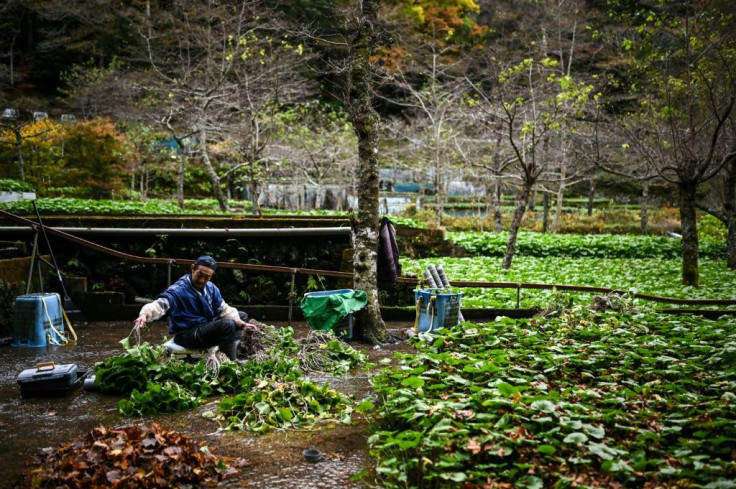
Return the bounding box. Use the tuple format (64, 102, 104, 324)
(413, 296, 422, 334)
(41, 294, 69, 346)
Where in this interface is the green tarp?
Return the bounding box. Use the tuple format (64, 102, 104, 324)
(300, 289, 367, 331)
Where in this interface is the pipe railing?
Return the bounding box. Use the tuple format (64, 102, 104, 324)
(0, 226, 351, 236)
(2, 209, 735, 308)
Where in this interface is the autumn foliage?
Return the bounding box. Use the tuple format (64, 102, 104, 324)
(58, 119, 130, 199)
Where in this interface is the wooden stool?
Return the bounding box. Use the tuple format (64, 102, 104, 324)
(163, 338, 217, 360)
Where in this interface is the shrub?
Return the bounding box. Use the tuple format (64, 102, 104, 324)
(0, 179, 35, 193)
(0, 279, 25, 337)
(448, 231, 726, 259)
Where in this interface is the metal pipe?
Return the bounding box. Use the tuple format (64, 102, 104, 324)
(0, 226, 351, 236)
(0, 208, 353, 278)
(26, 231, 38, 294)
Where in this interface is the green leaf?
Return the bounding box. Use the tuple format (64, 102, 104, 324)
(537, 444, 556, 455)
(497, 382, 519, 397)
(440, 472, 467, 482)
(515, 475, 543, 489)
(588, 442, 617, 461)
(356, 400, 375, 412)
(401, 376, 425, 389)
(531, 400, 556, 413)
(447, 375, 469, 385)
(563, 432, 588, 444)
(602, 459, 634, 473)
(278, 407, 294, 421)
(583, 423, 606, 439)
(703, 480, 736, 489)
(255, 401, 272, 414)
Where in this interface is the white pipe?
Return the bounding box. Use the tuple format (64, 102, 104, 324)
(0, 226, 351, 236)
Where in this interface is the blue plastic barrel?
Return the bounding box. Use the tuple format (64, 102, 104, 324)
(11, 293, 65, 348)
(414, 289, 463, 333)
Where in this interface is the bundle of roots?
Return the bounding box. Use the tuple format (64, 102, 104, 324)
(297, 330, 341, 373)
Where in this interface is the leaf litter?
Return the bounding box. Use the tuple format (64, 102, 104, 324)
(16, 423, 247, 488)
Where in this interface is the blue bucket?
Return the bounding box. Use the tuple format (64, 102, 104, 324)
(11, 293, 65, 348)
(414, 289, 463, 333)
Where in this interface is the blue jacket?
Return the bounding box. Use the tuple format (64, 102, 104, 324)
(158, 274, 224, 334)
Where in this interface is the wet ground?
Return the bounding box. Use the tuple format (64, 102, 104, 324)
(0, 320, 415, 489)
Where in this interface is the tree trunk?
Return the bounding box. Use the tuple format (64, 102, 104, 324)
(551, 167, 566, 233)
(14, 128, 25, 181)
(199, 130, 228, 212)
(725, 158, 736, 268)
(176, 154, 186, 210)
(542, 191, 550, 233)
(586, 175, 595, 216)
(502, 185, 531, 269)
(346, 0, 388, 345)
(141, 167, 149, 200)
(493, 178, 503, 232)
(250, 179, 262, 216)
(9, 36, 15, 85)
(434, 192, 443, 222)
(288, 180, 295, 211)
(433, 168, 443, 223)
(728, 221, 736, 269)
(679, 181, 699, 286)
(640, 181, 649, 235)
(315, 182, 323, 210)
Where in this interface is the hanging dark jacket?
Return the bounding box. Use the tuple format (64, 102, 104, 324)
(377, 216, 401, 283)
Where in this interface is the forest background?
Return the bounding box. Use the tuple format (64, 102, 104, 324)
(1, 0, 735, 289)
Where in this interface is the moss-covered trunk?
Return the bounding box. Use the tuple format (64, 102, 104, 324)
(346, 0, 388, 345)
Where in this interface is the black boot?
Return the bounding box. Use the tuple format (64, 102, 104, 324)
(220, 340, 245, 365)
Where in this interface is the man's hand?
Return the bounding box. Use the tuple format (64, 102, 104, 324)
(133, 314, 147, 329)
(236, 319, 258, 332)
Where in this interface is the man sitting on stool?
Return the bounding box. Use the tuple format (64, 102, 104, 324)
(133, 255, 255, 364)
